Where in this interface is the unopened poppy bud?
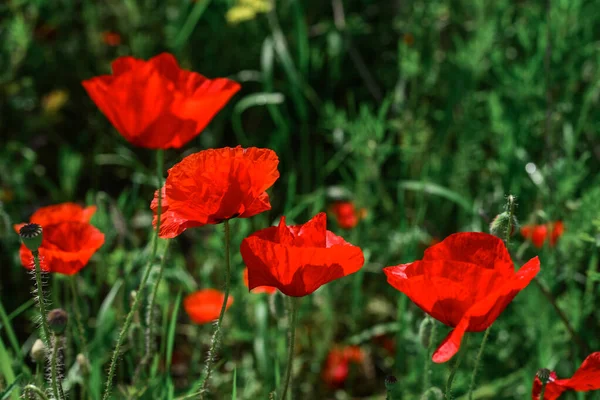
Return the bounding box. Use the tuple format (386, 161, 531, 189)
(419, 317, 434, 348)
(19, 223, 43, 252)
(47, 309, 68, 335)
(31, 339, 46, 363)
(537, 368, 551, 383)
(489, 211, 518, 239)
(77, 353, 90, 376)
(268, 291, 287, 320)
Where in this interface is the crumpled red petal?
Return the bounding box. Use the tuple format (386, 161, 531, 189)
(241, 212, 365, 297)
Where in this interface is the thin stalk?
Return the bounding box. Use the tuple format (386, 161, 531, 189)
(445, 336, 468, 400)
(278, 297, 299, 400)
(465, 196, 516, 398)
(467, 327, 491, 400)
(102, 149, 164, 400)
(539, 380, 548, 400)
(32, 251, 51, 346)
(135, 239, 171, 380)
(50, 335, 63, 400)
(423, 318, 438, 393)
(199, 219, 232, 398)
(23, 384, 50, 400)
(69, 277, 89, 357)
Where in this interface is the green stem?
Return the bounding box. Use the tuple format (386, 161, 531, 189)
(50, 335, 63, 400)
(505, 195, 515, 247)
(32, 251, 51, 346)
(135, 239, 171, 380)
(102, 149, 164, 400)
(23, 384, 50, 400)
(278, 297, 299, 400)
(69, 277, 89, 357)
(445, 336, 468, 400)
(467, 326, 492, 400)
(423, 318, 438, 393)
(199, 219, 232, 398)
(539, 379, 548, 400)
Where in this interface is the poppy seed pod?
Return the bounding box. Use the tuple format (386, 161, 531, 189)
(537, 368, 551, 383)
(19, 223, 43, 252)
(30, 339, 46, 363)
(489, 211, 518, 240)
(47, 309, 68, 335)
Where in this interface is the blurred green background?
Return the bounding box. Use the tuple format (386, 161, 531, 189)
(1, 0, 600, 399)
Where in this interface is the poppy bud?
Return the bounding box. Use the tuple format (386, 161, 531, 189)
(77, 353, 90, 376)
(489, 211, 518, 239)
(419, 317, 434, 348)
(19, 223, 43, 252)
(47, 309, 68, 335)
(537, 368, 551, 383)
(31, 339, 46, 363)
(268, 291, 287, 320)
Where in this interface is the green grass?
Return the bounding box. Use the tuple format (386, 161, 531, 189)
(1, 0, 600, 399)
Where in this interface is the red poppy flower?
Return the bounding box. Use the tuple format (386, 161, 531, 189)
(532, 352, 600, 399)
(151, 146, 279, 238)
(184, 289, 234, 325)
(243, 267, 277, 295)
(82, 53, 241, 149)
(240, 212, 365, 297)
(329, 201, 366, 229)
(101, 31, 121, 46)
(383, 232, 540, 363)
(521, 221, 564, 248)
(322, 346, 365, 387)
(14, 203, 104, 275)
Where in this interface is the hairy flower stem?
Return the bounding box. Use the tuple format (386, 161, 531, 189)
(50, 335, 63, 400)
(467, 327, 491, 400)
(279, 297, 299, 400)
(444, 336, 468, 400)
(69, 278, 89, 357)
(466, 196, 516, 399)
(32, 251, 51, 346)
(539, 380, 548, 400)
(423, 318, 438, 393)
(23, 384, 50, 400)
(102, 149, 164, 400)
(134, 240, 171, 381)
(199, 219, 232, 398)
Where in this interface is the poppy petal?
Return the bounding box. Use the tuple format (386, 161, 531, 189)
(423, 232, 514, 277)
(432, 318, 469, 363)
(564, 352, 600, 391)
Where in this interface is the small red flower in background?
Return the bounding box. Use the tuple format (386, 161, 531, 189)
(184, 289, 234, 325)
(384, 232, 540, 363)
(243, 267, 277, 295)
(322, 346, 365, 388)
(101, 31, 121, 46)
(241, 212, 365, 297)
(14, 203, 104, 275)
(329, 201, 366, 229)
(521, 221, 564, 248)
(151, 146, 279, 238)
(82, 53, 241, 149)
(532, 352, 600, 399)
